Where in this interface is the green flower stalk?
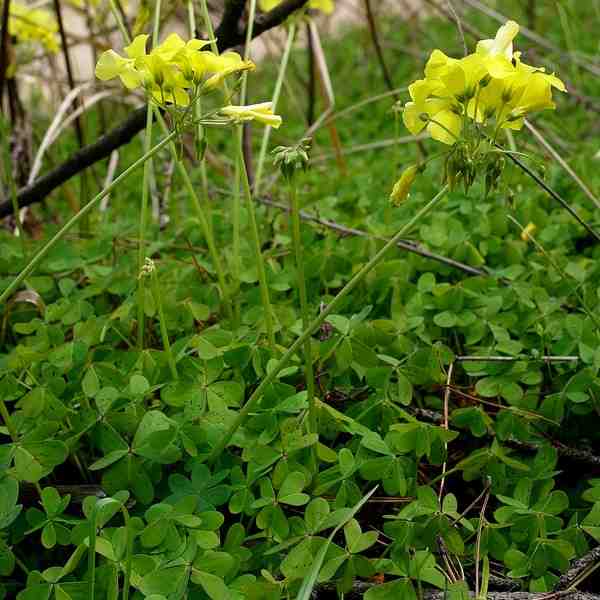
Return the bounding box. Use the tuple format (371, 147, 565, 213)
(135, 0, 161, 350)
(141, 258, 178, 380)
(154, 108, 233, 321)
(254, 22, 297, 197)
(274, 140, 316, 436)
(236, 127, 276, 349)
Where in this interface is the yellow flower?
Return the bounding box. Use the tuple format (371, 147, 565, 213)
(402, 20, 566, 143)
(9, 2, 59, 53)
(390, 165, 419, 205)
(221, 103, 283, 128)
(521, 222, 537, 241)
(202, 52, 255, 89)
(259, 0, 334, 14)
(402, 80, 462, 145)
(476, 20, 520, 60)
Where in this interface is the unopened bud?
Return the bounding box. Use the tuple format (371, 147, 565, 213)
(521, 222, 537, 242)
(479, 74, 492, 88)
(390, 164, 419, 206)
(273, 138, 312, 181)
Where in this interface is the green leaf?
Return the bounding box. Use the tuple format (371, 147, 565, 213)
(191, 570, 230, 600)
(82, 367, 100, 398)
(295, 486, 377, 600)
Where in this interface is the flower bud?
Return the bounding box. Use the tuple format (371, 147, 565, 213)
(521, 222, 537, 241)
(479, 74, 492, 88)
(390, 165, 419, 206)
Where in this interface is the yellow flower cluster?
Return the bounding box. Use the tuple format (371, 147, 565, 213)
(403, 21, 566, 145)
(9, 2, 59, 53)
(259, 0, 334, 15)
(95, 33, 255, 107)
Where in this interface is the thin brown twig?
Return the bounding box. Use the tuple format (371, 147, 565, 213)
(53, 0, 85, 147)
(363, 0, 396, 94)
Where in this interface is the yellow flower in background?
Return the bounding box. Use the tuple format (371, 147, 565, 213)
(402, 20, 566, 144)
(259, 0, 334, 14)
(221, 103, 283, 128)
(9, 2, 59, 53)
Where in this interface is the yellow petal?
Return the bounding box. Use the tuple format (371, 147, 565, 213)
(425, 49, 455, 79)
(402, 102, 426, 135)
(95, 50, 127, 81)
(441, 64, 466, 97)
(157, 33, 186, 60)
(310, 0, 334, 13)
(125, 34, 149, 59)
(259, 0, 280, 9)
(427, 109, 461, 145)
(477, 20, 519, 59)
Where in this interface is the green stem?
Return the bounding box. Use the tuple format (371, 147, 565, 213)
(0, 132, 177, 306)
(120, 505, 133, 600)
(232, 162, 242, 327)
(154, 108, 233, 320)
(207, 185, 449, 463)
(236, 127, 276, 349)
(198, 0, 240, 324)
(88, 504, 97, 600)
(108, 0, 130, 41)
(254, 23, 296, 197)
(136, 107, 154, 349)
(0, 398, 18, 441)
(150, 269, 178, 379)
(187, 0, 211, 202)
(136, 0, 162, 349)
(289, 178, 316, 436)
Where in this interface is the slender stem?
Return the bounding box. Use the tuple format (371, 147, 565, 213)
(154, 108, 232, 320)
(198, 0, 219, 56)
(474, 486, 490, 598)
(0, 397, 18, 441)
(240, 0, 258, 105)
(88, 504, 97, 600)
(289, 178, 316, 435)
(136, 0, 161, 349)
(198, 0, 240, 323)
(500, 143, 600, 243)
(108, 0, 130, 41)
(255, 23, 296, 196)
(237, 0, 258, 319)
(136, 108, 154, 350)
(0, 132, 177, 306)
(187, 0, 211, 202)
(150, 269, 178, 379)
(207, 185, 449, 463)
(0, 0, 11, 108)
(121, 505, 133, 600)
(236, 127, 276, 349)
